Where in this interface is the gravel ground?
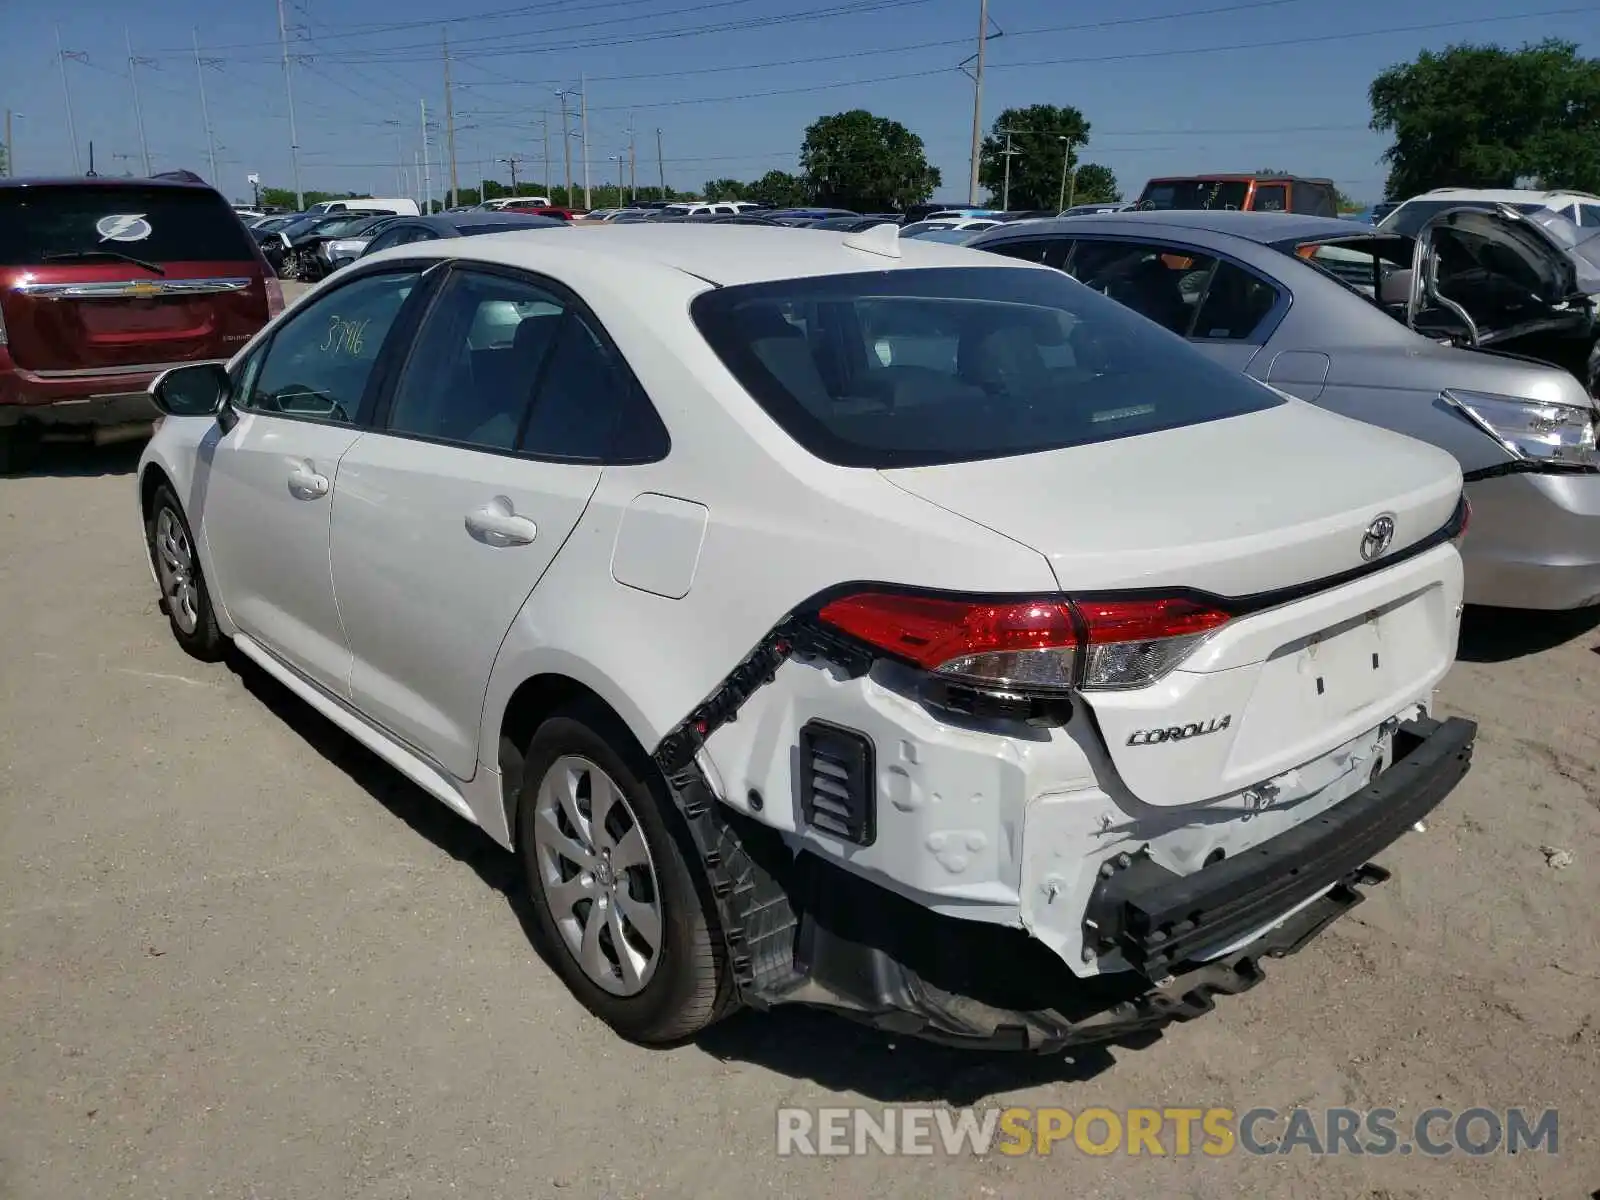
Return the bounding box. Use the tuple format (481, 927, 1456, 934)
(1, 441, 1596, 1200)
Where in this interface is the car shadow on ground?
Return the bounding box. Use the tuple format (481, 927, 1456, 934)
(1456, 603, 1600, 663)
(223, 649, 1134, 1103)
(6, 439, 144, 479)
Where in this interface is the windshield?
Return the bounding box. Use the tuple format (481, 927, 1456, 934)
(690, 266, 1283, 468)
(0, 184, 259, 265)
(1379, 199, 1543, 238)
(1136, 180, 1251, 211)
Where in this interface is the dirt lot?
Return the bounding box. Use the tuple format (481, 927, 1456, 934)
(1, 444, 1596, 1200)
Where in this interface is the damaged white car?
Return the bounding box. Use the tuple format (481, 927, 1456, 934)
(135, 224, 1477, 1050)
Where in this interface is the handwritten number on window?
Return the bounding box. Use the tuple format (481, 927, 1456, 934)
(320, 315, 371, 356)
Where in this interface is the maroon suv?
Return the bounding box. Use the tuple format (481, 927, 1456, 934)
(0, 174, 282, 473)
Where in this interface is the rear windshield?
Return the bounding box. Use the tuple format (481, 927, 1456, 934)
(0, 185, 258, 265)
(1137, 180, 1250, 211)
(690, 265, 1283, 468)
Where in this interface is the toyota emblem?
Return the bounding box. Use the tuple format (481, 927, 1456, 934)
(1360, 514, 1396, 561)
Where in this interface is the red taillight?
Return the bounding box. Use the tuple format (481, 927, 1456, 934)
(264, 276, 285, 318)
(816, 590, 1230, 693)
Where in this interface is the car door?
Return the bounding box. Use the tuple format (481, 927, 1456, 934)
(328, 264, 669, 779)
(200, 266, 427, 696)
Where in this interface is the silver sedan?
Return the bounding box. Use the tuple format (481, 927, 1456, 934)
(971, 209, 1600, 609)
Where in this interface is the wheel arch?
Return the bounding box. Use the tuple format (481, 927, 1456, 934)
(492, 666, 663, 845)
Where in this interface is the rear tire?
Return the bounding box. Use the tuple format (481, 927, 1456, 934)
(145, 484, 225, 661)
(515, 706, 732, 1044)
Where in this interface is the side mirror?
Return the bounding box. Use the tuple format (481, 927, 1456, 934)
(149, 362, 230, 417)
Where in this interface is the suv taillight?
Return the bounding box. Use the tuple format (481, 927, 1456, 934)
(264, 276, 285, 318)
(816, 591, 1230, 695)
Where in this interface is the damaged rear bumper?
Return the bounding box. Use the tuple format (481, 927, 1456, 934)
(659, 714, 1475, 1052)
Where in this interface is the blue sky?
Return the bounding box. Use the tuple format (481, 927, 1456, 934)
(4, 0, 1597, 205)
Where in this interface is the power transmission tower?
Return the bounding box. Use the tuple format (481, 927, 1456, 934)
(499, 154, 521, 191)
(276, 0, 304, 210)
(56, 26, 84, 174)
(998, 128, 1022, 211)
(959, 0, 1003, 206)
(192, 30, 222, 186)
(125, 28, 155, 177)
(442, 29, 459, 209)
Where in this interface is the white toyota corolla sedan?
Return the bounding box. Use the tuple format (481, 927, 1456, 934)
(136, 223, 1477, 1051)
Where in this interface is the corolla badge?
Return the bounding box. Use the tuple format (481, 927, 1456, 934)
(1126, 715, 1232, 746)
(1360, 513, 1396, 562)
(96, 213, 153, 243)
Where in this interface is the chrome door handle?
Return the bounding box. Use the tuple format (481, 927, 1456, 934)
(287, 463, 329, 499)
(465, 498, 538, 547)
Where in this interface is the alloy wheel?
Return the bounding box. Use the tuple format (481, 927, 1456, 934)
(153, 507, 200, 634)
(531, 754, 665, 996)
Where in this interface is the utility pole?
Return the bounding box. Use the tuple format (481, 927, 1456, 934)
(125, 28, 152, 177)
(1057, 136, 1071, 211)
(557, 90, 573, 205)
(192, 30, 220, 186)
(999, 128, 1021, 211)
(656, 127, 665, 197)
(580, 75, 591, 209)
(414, 151, 421, 209)
(442, 29, 459, 209)
(394, 130, 404, 197)
(966, 0, 988, 206)
(276, 0, 304, 210)
(2, 111, 11, 176)
(56, 26, 82, 174)
(628, 117, 636, 203)
(420, 99, 431, 213)
(499, 154, 521, 191)
(541, 110, 550, 197)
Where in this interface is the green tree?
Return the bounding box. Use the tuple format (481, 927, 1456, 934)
(979, 105, 1091, 209)
(800, 110, 939, 211)
(746, 169, 810, 208)
(1370, 39, 1600, 199)
(702, 177, 748, 201)
(1068, 162, 1120, 206)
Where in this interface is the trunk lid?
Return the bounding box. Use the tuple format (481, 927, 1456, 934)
(881, 400, 1465, 807)
(1413, 205, 1589, 344)
(0, 182, 269, 372)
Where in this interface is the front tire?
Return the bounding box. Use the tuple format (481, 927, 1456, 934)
(145, 484, 225, 661)
(516, 708, 731, 1044)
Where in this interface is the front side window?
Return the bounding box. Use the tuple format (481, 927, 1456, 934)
(242, 269, 421, 422)
(690, 265, 1283, 469)
(1579, 203, 1600, 227)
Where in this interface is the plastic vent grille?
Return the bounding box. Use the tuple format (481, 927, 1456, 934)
(798, 720, 876, 846)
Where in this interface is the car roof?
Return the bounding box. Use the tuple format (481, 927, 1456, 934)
(987, 209, 1366, 244)
(410, 212, 566, 231)
(0, 174, 217, 192)
(1417, 187, 1598, 202)
(361, 222, 1021, 287)
(1143, 173, 1334, 185)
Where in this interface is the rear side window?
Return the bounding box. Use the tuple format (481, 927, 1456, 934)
(0, 185, 258, 265)
(1253, 184, 1288, 212)
(690, 266, 1282, 469)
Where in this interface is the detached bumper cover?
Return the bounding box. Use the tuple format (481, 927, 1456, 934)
(1086, 715, 1476, 978)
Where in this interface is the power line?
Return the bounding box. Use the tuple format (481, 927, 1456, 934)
(214, 0, 941, 64)
(558, 3, 1600, 114)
